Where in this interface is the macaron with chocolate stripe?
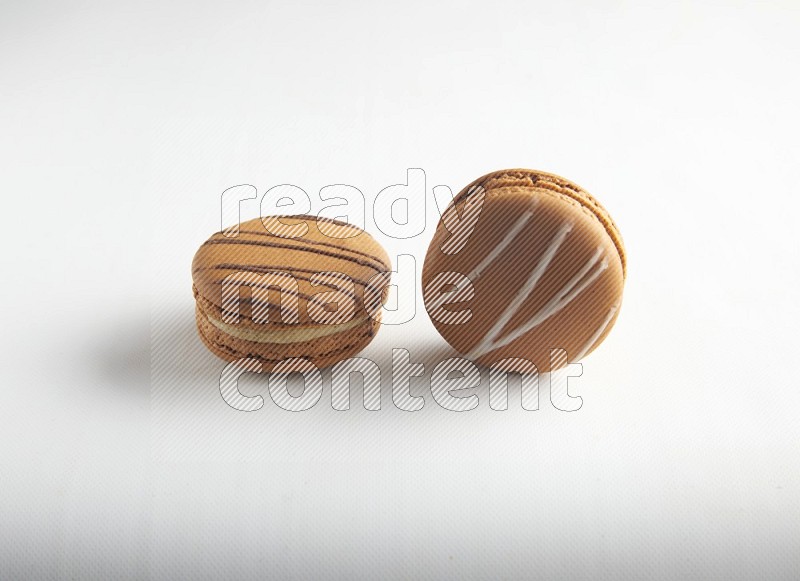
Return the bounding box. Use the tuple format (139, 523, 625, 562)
(192, 215, 391, 370)
(422, 169, 625, 371)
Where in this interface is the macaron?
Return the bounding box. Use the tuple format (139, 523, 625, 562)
(192, 215, 391, 370)
(422, 169, 625, 371)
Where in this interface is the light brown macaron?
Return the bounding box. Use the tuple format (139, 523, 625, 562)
(422, 169, 625, 371)
(192, 215, 391, 371)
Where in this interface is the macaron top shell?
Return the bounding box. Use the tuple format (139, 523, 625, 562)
(453, 169, 626, 277)
(192, 215, 391, 329)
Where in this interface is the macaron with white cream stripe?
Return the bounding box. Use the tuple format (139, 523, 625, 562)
(422, 169, 625, 371)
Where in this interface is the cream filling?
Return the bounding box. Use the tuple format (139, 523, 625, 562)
(206, 313, 368, 344)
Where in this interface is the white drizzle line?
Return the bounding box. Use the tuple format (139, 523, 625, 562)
(426, 210, 533, 325)
(468, 222, 572, 358)
(488, 248, 608, 353)
(573, 303, 619, 362)
(466, 211, 533, 281)
(434, 211, 535, 306)
(467, 223, 608, 360)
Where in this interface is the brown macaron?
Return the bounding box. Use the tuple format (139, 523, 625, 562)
(422, 169, 625, 371)
(192, 215, 391, 370)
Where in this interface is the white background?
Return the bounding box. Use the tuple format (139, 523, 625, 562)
(1, 1, 799, 579)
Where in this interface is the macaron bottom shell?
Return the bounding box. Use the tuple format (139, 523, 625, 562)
(195, 303, 380, 371)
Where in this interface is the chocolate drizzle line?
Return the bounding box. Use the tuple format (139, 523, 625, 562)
(203, 238, 388, 272)
(235, 229, 390, 271)
(209, 271, 361, 301)
(193, 263, 377, 290)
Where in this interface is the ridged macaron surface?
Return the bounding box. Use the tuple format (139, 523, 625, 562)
(422, 169, 625, 371)
(192, 215, 391, 370)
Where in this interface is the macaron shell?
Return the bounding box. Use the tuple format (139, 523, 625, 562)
(192, 216, 390, 326)
(422, 177, 624, 370)
(454, 169, 626, 277)
(195, 304, 380, 370)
